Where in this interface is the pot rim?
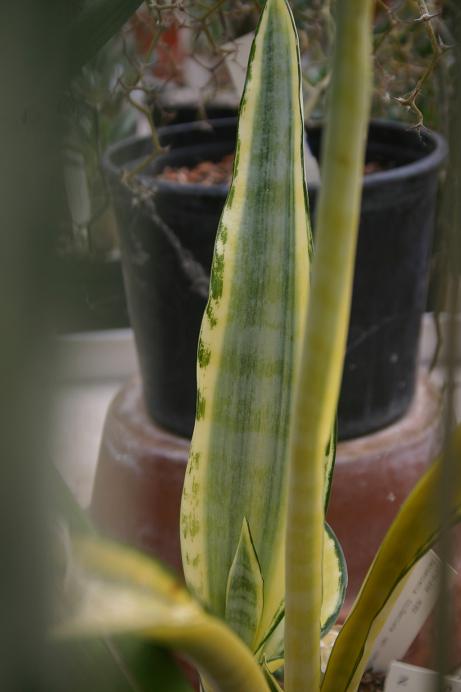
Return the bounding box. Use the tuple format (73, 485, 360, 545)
(102, 117, 447, 197)
(363, 119, 447, 188)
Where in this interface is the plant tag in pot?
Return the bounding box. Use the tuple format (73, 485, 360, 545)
(368, 550, 456, 673)
(384, 661, 461, 692)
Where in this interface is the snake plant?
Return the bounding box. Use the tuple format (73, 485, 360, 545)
(55, 1, 461, 690)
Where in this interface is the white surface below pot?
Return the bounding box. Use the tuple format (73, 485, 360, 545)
(53, 329, 138, 506)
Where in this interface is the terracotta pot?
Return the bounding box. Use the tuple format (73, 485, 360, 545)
(91, 371, 461, 673)
(91, 369, 443, 607)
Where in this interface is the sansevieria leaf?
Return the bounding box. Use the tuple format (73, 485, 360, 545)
(322, 424, 461, 692)
(180, 0, 344, 656)
(255, 523, 346, 664)
(225, 518, 264, 649)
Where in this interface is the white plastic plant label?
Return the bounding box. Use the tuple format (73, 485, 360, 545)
(368, 550, 455, 672)
(384, 661, 461, 692)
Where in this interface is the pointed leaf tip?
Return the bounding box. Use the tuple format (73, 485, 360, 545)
(225, 518, 265, 650)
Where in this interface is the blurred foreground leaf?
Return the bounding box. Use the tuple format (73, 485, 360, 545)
(52, 471, 192, 691)
(69, 0, 142, 74)
(48, 637, 193, 692)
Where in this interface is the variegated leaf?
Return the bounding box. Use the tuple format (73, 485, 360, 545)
(256, 523, 346, 662)
(180, 0, 311, 643)
(225, 518, 264, 649)
(321, 523, 347, 635)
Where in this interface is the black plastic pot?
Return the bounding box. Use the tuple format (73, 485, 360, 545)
(104, 118, 446, 440)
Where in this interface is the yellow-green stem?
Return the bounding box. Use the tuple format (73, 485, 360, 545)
(164, 615, 270, 692)
(284, 2, 373, 690)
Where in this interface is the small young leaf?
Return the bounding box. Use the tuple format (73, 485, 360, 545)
(256, 524, 346, 662)
(225, 518, 264, 649)
(321, 523, 347, 636)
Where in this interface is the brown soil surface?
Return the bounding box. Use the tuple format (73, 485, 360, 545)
(157, 153, 390, 185)
(159, 153, 234, 186)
